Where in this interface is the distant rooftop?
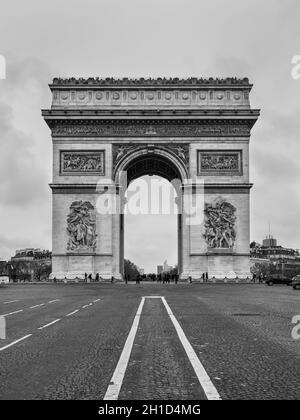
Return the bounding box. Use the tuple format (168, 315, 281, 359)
(51, 77, 251, 87)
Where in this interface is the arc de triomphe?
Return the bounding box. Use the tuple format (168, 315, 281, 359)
(42, 77, 259, 282)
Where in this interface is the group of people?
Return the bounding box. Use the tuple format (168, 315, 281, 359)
(123, 272, 180, 284)
(84, 273, 106, 282)
(157, 273, 179, 284)
(252, 273, 266, 284)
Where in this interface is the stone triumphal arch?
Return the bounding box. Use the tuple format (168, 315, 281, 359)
(43, 77, 259, 282)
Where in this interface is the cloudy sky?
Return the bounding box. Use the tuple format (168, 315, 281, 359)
(0, 0, 299, 271)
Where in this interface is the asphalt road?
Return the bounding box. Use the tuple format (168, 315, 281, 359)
(0, 283, 299, 400)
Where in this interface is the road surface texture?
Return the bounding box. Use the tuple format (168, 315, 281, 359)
(0, 283, 299, 400)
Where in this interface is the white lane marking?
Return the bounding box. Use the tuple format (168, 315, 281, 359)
(30, 304, 45, 309)
(82, 305, 89, 309)
(103, 297, 145, 400)
(38, 319, 61, 330)
(161, 297, 221, 401)
(66, 309, 79, 317)
(3, 300, 19, 304)
(48, 299, 60, 304)
(2, 310, 23, 317)
(93, 299, 101, 303)
(0, 334, 32, 352)
(0, 315, 5, 339)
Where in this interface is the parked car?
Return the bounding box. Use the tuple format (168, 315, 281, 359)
(291, 275, 300, 290)
(265, 275, 292, 286)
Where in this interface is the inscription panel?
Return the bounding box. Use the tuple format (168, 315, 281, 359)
(198, 150, 242, 175)
(60, 151, 105, 175)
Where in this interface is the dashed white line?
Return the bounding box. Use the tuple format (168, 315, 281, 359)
(103, 297, 145, 400)
(66, 309, 79, 317)
(30, 304, 45, 309)
(48, 299, 60, 304)
(3, 300, 19, 304)
(38, 319, 61, 330)
(161, 297, 221, 401)
(93, 299, 101, 303)
(82, 305, 89, 309)
(0, 334, 32, 352)
(2, 309, 23, 317)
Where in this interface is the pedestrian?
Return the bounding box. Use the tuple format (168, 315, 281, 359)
(111, 276, 114, 284)
(205, 272, 208, 282)
(88, 273, 92, 282)
(252, 273, 256, 283)
(84, 272, 87, 283)
(96, 273, 99, 282)
(175, 274, 178, 284)
(259, 273, 263, 284)
(189, 276, 192, 284)
(202, 272, 205, 283)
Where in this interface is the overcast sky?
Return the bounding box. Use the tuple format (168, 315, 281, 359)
(0, 0, 299, 271)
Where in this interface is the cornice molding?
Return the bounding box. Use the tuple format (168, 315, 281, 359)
(50, 77, 252, 88)
(50, 183, 253, 194)
(42, 109, 260, 118)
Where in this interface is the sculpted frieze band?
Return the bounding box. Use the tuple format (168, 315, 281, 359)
(51, 121, 251, 137)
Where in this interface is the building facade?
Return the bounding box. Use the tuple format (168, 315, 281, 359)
(43, 77, 259, 281)
(251, 236, 300, 278)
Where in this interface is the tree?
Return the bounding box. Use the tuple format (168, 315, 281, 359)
(124, 259, 140, 280)
(32, 261, 52, 281)
(169, 265, 178, 276)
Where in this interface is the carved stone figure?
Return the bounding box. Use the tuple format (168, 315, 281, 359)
(200, 152, 240, 172)
(62, 152, 104, 174)
(203, 198, 236, 249)
(170, 146, 188, 163)
(113, 145, 135, 169)
(67, 201, 97, 252)
(115, 145, 129, 162)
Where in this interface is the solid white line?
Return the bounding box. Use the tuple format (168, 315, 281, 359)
(48, 299, 60, 304)
(161, 297, 221, 401)
(30, 304, 45, 309)
(0, 334, 32, 352)
(38, 319, 61, 330)
(3, 300, 19, 304)
(2, 309, 23, 317)
(66, 309, 79, 317)
(103, 297, 145, 400)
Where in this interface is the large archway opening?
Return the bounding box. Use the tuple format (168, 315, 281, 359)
(124, 175, 178, 277)
(115, 150, 186, 280)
